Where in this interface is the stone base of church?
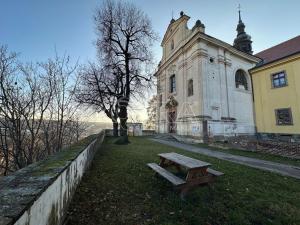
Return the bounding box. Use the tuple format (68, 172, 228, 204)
(207, 120, 255, 138)
(156, 118, 204, 137)
(176, 118, 204, 137)
(156, 118, 255, 143)
(156, 120, 167, 133)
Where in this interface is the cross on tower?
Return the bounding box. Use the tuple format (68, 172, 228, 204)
(238, 4, 242, 22)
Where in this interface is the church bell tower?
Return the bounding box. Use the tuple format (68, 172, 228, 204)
(233, 6, 253, 54)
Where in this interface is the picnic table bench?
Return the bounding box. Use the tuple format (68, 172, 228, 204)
(147, 152, 224, 198)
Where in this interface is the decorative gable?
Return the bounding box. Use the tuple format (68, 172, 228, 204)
(161, 12, 191, 59)
(161, 15, 189, 46)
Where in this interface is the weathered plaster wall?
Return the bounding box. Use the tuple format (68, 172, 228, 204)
(156, 12, 259, 138)
(0, 132, 105, 225)
(251, 55, 300, 135)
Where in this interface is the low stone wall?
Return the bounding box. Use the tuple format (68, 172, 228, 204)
(104, 129, 115, 137)
(142, 130, 156, 136)
(0, 131, 105, 225)
(105, 129, 156, 136)
(255, 141, 300, 158)
(228, 136, 300, 159)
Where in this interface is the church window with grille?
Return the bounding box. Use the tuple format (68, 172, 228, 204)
(275, 108, 293, 125)
(187, 79, 193, 96)
(170, 74, 176, 93)
(171, 39, 174, 50)
(159, 94, 162, 107)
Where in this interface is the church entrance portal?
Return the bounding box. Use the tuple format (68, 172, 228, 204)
(168, 108, 176, 133)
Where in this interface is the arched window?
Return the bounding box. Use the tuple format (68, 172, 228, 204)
(235, 69, 248, 90)
(187, 79, 193, 96)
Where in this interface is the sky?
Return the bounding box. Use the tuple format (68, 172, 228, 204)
(1, 0, 300, 122)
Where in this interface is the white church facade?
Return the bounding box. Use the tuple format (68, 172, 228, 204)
(155, 11, 261, 141)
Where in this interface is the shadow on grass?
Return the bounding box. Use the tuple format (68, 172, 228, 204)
(67, 137, 300, 225)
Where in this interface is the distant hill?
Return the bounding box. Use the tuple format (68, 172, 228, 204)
(83, 122, 113, 136)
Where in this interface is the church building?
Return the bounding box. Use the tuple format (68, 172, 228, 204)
(155, 11, 260, 141)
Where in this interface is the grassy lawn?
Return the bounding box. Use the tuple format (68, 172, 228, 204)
(67, 137, 300, 225)
(196, 143, 300, 167)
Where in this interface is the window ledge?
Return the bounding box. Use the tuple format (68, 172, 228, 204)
(271, 85, 288, 89)
(235, 88, 251, 94)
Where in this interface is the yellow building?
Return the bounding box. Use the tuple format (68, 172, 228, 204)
(250, 36, 300, 138)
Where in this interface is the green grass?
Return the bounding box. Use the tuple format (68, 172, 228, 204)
(32, 134, 98, 176)
(196, 143, 300, 167)
(67, 137, 300, 225)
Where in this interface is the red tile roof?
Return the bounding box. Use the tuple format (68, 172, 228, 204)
(255, 35, 300, 65)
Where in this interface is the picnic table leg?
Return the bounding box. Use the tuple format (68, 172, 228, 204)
(154, 158, 166, 177)
(174, 164, 182, 173)
(186, 170, 197, 181)
(180, 168, 212, 199)
(159, 157, 181, 172)
(159, 157, 166, 167)
(164, 160, 182, 173)
(179, 170, 198, 199)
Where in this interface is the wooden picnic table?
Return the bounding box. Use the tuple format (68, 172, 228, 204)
(147, 152, 223, 198)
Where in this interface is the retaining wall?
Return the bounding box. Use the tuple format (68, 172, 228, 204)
(105, 129, 156, 136)
(0, 131, 105, 225)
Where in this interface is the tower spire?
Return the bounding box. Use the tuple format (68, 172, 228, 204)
(233, 4, 253, 54)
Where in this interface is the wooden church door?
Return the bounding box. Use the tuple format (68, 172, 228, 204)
(168, 109, 176, 133)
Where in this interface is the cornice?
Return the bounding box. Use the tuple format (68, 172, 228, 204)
(225, 59, 232, 67)
(217, 55, 225, 64)
(157, 31, 260, 75)
(191, 48, 208, 61)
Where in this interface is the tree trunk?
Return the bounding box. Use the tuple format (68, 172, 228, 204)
(118, 106, 129, 144)
(112, 121, 118, 137)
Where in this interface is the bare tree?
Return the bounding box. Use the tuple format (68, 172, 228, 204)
(76, 62, 120, 137)
(0, 45, 85, 176)
(41, 54, 79, 152)
(145, 95, 157, 130)
(38, 55, 83, 157)
(94, 0, 157, 143)
(0, 46, 19, 174)
(0, 46, 31, 170)
(17, 63, 54, 163)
